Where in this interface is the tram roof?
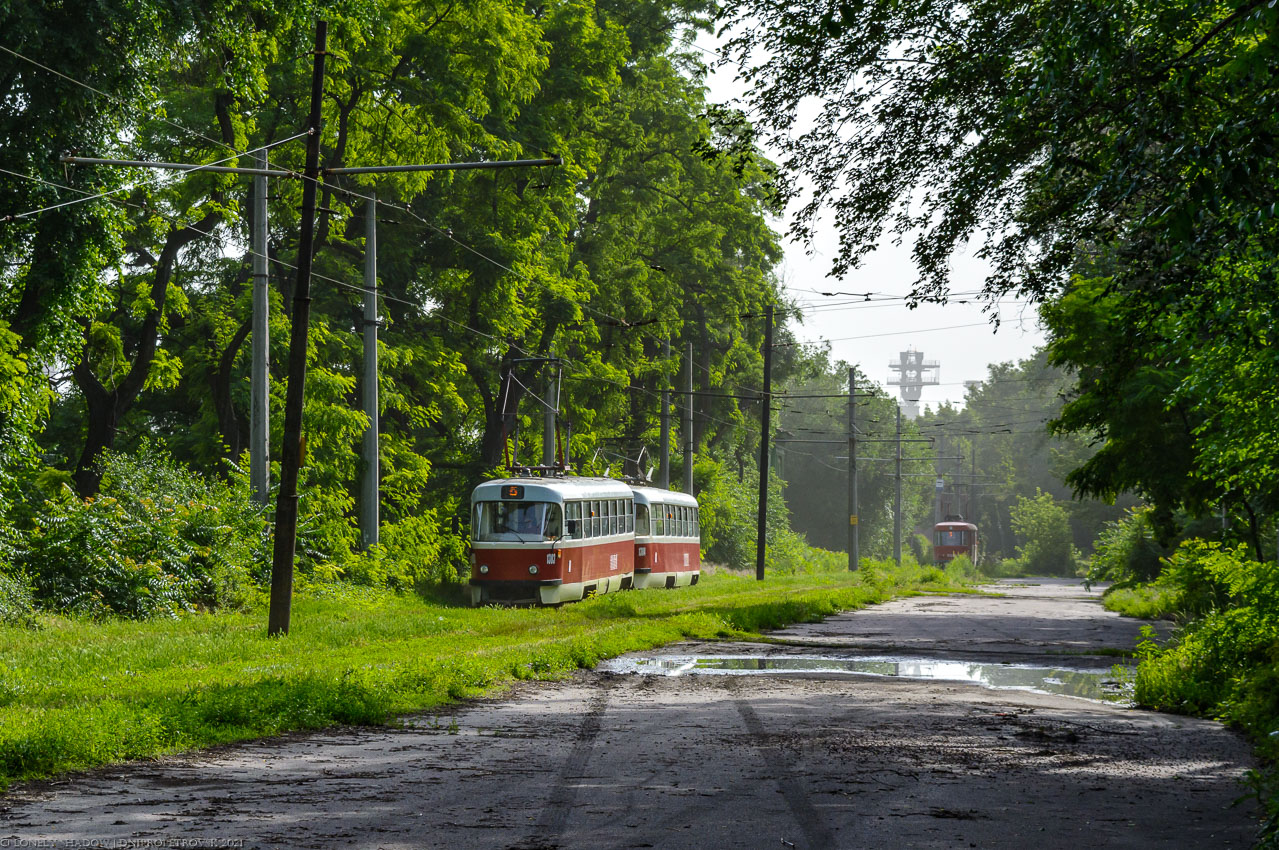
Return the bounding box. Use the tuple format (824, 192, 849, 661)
(472, 476, 634, 502)
(934, 520, 978, 530)
(628, 485, 699, 508)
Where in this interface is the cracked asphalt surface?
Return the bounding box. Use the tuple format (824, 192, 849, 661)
(1, 578, 1258, 848)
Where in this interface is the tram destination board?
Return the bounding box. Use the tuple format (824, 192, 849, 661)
(501, 485, 525, 499)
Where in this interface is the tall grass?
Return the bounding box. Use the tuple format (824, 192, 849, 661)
(0, 558, 958, 789)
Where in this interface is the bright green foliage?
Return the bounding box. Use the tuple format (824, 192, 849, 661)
(0, 569, 35, 629)
(17, 448, 266, 619)
(1102, 584, 1182, 621)
(1009, 490, 1080, 576)
(1134, 541, 1279, 740)
(1126, 539, 1279, 844)
(1088, 506, 1166, 586)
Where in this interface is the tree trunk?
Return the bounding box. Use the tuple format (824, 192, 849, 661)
(213, 317, 253, 464)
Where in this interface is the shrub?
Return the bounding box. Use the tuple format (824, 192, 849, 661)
(0, 569, 35, 628)
(344, 512, 467, 590)
(1088, 506, 1165, 585)
(909, 532, 932, 565)
(1010, 490, 1081, 576)
(17, 447, 266, 619)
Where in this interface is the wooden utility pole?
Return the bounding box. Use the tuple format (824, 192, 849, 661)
(269, 19, 327, 637)
(755, 305, 774, 581)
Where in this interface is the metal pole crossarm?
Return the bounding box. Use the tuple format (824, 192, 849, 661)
(326, 155, 561, 175)
(60, 156, 295, 177)
(773, 438, 935, 445)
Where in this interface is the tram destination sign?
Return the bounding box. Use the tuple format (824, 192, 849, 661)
(502, 485, 526, 499)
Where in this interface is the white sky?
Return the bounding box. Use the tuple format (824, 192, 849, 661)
(694, 31, 1046, 411)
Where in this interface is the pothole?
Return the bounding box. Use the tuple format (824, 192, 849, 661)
(597, 654, 1133, 704)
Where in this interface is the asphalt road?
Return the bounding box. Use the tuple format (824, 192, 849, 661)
(1, 578, 1258, 849)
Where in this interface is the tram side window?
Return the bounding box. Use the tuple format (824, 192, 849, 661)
(544, 503, 562, 539)
(682, 507, 690, 537)
(636, 503, 650, 536)
(654, 504, 665, 536)
(693, 507, 700, 538)
(675, 506, 683, 537)
(607, 499, 617, 535)
(588, 500, 598, 537)
(626, 499, 633, 533)
(565, 502, 581, 539)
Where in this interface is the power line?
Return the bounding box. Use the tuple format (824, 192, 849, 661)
(2, 134, 309, 221)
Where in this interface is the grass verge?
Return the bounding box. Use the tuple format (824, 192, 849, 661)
(0, 560, 956, 789)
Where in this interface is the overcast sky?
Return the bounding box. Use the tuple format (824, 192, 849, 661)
(694, 30, 1047, 412)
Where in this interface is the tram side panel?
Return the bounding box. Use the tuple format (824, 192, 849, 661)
(632, 494, 702, 590)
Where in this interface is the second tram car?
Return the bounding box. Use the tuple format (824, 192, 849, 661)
(629, 486, 701, 589)
(933, 516, 979, 564)
(469, 477, 636, 605)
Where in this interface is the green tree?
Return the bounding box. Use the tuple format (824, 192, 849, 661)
(1010, 490, 1080, 576)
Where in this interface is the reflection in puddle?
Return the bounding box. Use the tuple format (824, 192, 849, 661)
(597, 655, 1132, 704)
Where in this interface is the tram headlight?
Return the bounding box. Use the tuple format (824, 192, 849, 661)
(478, 564, 489, 574)
(528, 565, 539, 575)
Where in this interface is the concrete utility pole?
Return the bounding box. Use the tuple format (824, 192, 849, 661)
(683, 340, 694, 494)
(755, 305, 774, 581)
(935, 433, 945, 525)
(360, 193, 379, 550)
(848, 366, 859, 572)
(250, 150, 270, 504)
(970, 442, 977, 523)
(270, 19, 328, 637)
(542, 364, 558, 467)
(658, 338, 671, 488)
(894, 404, 903, 566)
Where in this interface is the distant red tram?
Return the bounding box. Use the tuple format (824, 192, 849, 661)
(933, 518, 979, 564)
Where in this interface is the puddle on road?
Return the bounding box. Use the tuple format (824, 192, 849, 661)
(597, 655, 1133, 704)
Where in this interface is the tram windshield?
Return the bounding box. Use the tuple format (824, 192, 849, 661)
(475, 501, 562, 541)
(935, 529, 971, 547)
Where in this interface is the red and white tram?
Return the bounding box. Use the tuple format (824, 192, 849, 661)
(629, 486, 701, 589)
(933, 517, 979, 564)
(469, 477, 636, 606)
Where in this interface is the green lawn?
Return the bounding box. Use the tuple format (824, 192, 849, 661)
(0, 562, 959, 788)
